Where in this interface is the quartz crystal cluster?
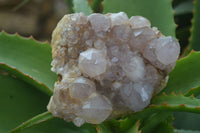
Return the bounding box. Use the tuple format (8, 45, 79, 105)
(47, 12, 180, 127)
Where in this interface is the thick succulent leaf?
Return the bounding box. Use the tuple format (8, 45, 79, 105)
(185, 0, 200, 54)
(0, 74, 49, 132)
(140, 112, 173, 133)
(0, 32, 57, 96)
(173, 112, 200, 131)
(10, 111, 53, 133)
(103, 0, 176, 37)
(161, 51, 200, 95)
(174, 129, 200, 133)
(73, 0, 92, 15)
(185, 86, 200, 97)
(65, 0, 74, 13)
(174, 0, 194, 16)
(91, 0, 103, 13)
(153, 122, 174, 133)
(18, 118, 97, 133)
(96, 124, 113, 133)
(126, 121, 140, 133)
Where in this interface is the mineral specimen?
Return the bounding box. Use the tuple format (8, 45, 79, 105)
(47, 12, 180, 127)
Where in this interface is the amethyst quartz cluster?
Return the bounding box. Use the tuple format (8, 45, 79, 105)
(47, 12, 180, 127)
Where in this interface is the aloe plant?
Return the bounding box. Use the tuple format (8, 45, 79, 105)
(0, 0, 200, 132)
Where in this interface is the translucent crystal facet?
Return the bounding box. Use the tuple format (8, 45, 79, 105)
(48, 12, 180, 127)
(78, 48, 107, 77)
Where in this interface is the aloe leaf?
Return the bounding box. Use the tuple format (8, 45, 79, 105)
(140, 112, 172, 133)
(126, 121, 140, 133)
(18, 118, 97, 133)
(173, 112, 200, 131)
(0, 74, 49, 132)
(0, 32, 57, 96)
(153, 122, 174, 133)
(96, 124, 113, 133)
(184, 0, 200, 54)
(73, 0, 93, 15)
(174, 0, 194, 16)
(161, 51, 200, 95)
(10, 111, 53, 133)
(91, 0, 103, 13)
(65, 0, 74, 13)
(10, 112, 96, 133)
(103, 0, 176, 37)
(174, 129, 200, 133)
(184, 86, 200, 97)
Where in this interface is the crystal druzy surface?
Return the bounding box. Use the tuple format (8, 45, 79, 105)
(47, 12, 180, 127)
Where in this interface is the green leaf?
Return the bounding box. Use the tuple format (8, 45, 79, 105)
(141, 112, 173, 133)
(185, 86, 200, 97)
(19, 118, 97, 133)
(73, 0, 93, 15)
(173, 112, 200, 131)
(97, 124, 113, 133)
(186, 0, 200, 53)
(65, 0, 74, 13)
(10, 112, 97, 133)
(10, 111, 53, 133)
(174, 129, 200, 133)
(91, 0, 103, 13)
(161, 51, 200, 95)
(174, 0, 194, 16)
(0, 32, 57, 96)
(0, 74, 49, 132)
(103, 0, 176, 37)
(153, 122, 174, 133)
(126, 121, 140, 133)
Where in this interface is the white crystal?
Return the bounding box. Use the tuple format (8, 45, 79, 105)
(88, 13, 111, 33)
(145, 64, 163, 87)
(78, 48, 107, 77)
(112, 81, 122, 90)
(69, 77, 96, 100)
(143, 37, 180, 69)
(48, 12, 180, 126)
(155, 37, 180, 65)
(107, 12, 129, 27)
(79, 93, 112, 124)
(72, 13, 88, 25)
(85, 39, 93, 47)
(112, 24, 131, 42)
(73, 117, 85, 127)
(121, 83, 154, 112)
(130, 27, 156, 52)
(129, 16, 151, 29)
(94, 39, 106, 49)
(122, 56, 146, 82)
